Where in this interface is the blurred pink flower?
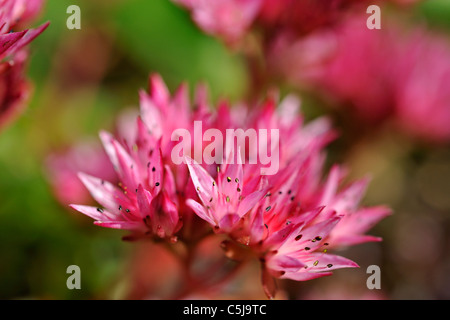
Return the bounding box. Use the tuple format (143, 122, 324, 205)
(174, 0, 261, 44)
(267, 21, 395, 124)
(46, 141, 116, 206)
(189, 152, 389, 298)
(69, 74, 389, 298)
(393, 30, 450, 142)
(0, 0, 48, 130)
(174, 0, 395, 44)
(188, 147, 387, 298)
(268, 15, 450, 142)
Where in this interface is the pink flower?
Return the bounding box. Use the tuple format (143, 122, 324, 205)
(174, 0, 261, 44)
(71, 128, 184, 240)
(270, 15, 450, 143)
(69, 75, 211, 241)
(70, 131, 182, 241)
(180, 94, 389, 298)
(138, 74, 211, 161)
(69, 74, 389, 298)
(187, 154, 369, 298)
(263, 217, 359, 282)
(0, 0, 48, 130)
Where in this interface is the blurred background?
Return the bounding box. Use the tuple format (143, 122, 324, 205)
(0, 0, 449, 299)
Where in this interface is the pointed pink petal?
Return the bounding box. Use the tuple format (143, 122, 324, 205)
(160, 191, 180, 228)
(332, 178, 370, 213)
(328, 206, 391, 247)
(281, 216, 341, 254)
(149, 73, 170, 107)
(303, 253, 359, 271)
(69, 204, 117, 221)
(139, 90, 163, 137)
(220, 148, 244, 199)
(136, 185, 154, 220)
(186, 157, 217, 205)
(278, 94, 300, 126)
(249, 207, 265, 244)
(0, 31, 26, 57)
(237, 188, 267, 217)
(135, 116, 156, 153)
(345, 206, 392, 234)
(301, 117, 337, 150)
(173, 82, 189, 115)
(149, 191, 180, 238)
(164, 165, 177, 201)
(194, 83, 209, 114)
(263, 224, 295, 250)
(99, 131, 119, 170)
(78, 173, 127, 213)
(267, 254, 306, 273)
(298, 206, 326, 225)
(186, 198, 216, 226)
(5, 22, 49, 56)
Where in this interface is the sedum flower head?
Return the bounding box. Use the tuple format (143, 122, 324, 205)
(174, 0, 397, 44)
(69, 74, 390, 298)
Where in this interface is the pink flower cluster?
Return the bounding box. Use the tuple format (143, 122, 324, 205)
(70, 74, 390, 298)
(0, 0, 48, 130)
